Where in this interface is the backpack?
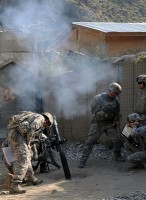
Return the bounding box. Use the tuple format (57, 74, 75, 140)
(8, 111, 34, 131)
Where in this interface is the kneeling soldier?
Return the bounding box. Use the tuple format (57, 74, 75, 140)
(123, 113, 146, 169)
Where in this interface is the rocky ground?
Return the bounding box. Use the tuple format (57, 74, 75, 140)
(0, 142, 146, 199)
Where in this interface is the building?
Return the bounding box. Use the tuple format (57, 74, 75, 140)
(64, 22, 146, 57)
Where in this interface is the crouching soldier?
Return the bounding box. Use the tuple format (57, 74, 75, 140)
(7, 111, 53, 194)
(123, 113, 146, 169)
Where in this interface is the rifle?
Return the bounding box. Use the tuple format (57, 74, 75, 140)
(121, 133, 140, 149)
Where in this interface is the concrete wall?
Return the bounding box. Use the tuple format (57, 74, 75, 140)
(0, 32, 33, 52)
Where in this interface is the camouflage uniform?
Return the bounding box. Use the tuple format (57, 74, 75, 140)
(135, 74, 146, 125)
(135, 88, 146, 125)
(125, 126, 146, 168)
(1, 139, 14, 174)
(7, 111, 51, 193)
(79, 91, 122, 167)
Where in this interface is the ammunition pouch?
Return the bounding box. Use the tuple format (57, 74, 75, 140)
(96, 111, 107, 121)
(17, 121, 30, 134)
(96, 111, 115, 122)
(8, 121, 29, 142)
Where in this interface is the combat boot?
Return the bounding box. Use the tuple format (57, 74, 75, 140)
(40, 162, 50, 173)
(28, 175, 43, 185)
(10, 182, 26, 194)
(21, 178, 30, 186)
(114, 155, 126, 162)
(3, 173, 13, 190)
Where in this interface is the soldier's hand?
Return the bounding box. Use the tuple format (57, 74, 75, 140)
(28, 144, 31, 150)
(128, 136, 135, 144)
(129, 132, 135, 137)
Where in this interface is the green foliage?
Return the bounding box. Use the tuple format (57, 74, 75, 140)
(134, 54, 146, 63)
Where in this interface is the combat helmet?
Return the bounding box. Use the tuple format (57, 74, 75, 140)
(127, 113, 141, 122)
(42, 112, 53, 126)
(136, 74, 146, 84)
(108, 82, 122, 94)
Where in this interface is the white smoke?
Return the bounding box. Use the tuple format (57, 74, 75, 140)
(0, 0, 115, 118)
(0, 0, 71, 111)
(41, 57, 115, 118)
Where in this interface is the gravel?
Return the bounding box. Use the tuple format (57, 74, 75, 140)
(63, 141, 126, 161)
(105, 191, 146, 200)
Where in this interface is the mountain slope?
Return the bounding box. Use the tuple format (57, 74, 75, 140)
(0, 0, 146, 25)
(65, 0, 146, 22)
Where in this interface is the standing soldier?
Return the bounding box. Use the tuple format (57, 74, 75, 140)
(79, 82, 124, 168)
(135, 74, 146, 125)
(7, 111, 53, 194)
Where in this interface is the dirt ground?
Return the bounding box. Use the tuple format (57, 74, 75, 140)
(1, 156, 146, 200)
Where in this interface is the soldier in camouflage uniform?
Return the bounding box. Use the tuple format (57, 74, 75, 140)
(135, 74, 146, 125)
(7, 111, 53, 194)
(124, 113, 146, 169)
(79, 82, 124, 168)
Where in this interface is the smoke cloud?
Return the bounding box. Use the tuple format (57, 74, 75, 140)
(0, 0, 115, 118)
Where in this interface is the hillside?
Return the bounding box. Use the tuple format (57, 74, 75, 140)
(65, 0, 146, 22)
(0, 0, 146, 24)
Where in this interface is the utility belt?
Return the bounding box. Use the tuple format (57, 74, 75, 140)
(96, 120, 115, 124)
(91, 110, 116, 125)
(92, 117, 114, 124)
(96, 115, 115, 122)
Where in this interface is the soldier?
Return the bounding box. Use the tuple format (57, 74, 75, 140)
(124, 113, 146, 169)
(7, 111, 53, 194)
(135, 74, 146, 125)
(79, 82, 124, 168)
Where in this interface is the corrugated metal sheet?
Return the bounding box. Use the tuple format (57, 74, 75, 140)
(72, 22, 146, 33)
